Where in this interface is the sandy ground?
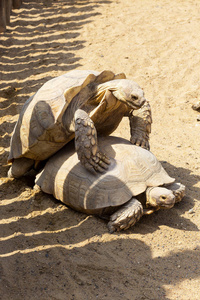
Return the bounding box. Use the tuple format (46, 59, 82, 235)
(0, 0, 200, 299)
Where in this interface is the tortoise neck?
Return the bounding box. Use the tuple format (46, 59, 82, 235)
(145, 187, 155, 207)
(62, 88, 107, 131)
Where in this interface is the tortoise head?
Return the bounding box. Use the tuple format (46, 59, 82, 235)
(146, 186, 176, 209)
(109, 79, 146, 110)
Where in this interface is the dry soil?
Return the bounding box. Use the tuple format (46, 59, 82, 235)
(0, 1, 200, 299)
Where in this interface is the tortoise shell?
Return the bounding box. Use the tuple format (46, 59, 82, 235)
(8, 70, 123, 162)
(35, 136, 175, 214)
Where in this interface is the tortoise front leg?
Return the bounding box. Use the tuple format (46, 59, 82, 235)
(129, 100, 152, 150)
(108, 198, 143, 233)
(75, 109, 110, 173)
(165, 182, 186, 203)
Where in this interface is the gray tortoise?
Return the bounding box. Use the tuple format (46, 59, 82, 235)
(35, 136, 185, 233)
(8, 70, 152, 178)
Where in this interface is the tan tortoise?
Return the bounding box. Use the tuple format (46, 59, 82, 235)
(8, 70, 152, 178)
(35, 136, 185, 233)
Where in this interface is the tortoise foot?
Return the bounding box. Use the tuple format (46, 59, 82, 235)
(108, 198, 143, 233)
(75, 109, 110, 173)
(130, 134, 150, 150)
(84, 151, 110, 173)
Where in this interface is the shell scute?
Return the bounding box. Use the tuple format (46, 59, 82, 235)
(9, 70, 116, 161)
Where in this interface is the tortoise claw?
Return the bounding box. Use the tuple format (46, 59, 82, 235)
(130, 136, 150, 150)
(86, 152, 111, 174)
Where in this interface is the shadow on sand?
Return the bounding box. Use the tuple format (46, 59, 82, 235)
(0, 0, 111, 174)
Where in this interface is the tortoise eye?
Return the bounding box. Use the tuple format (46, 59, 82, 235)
(132, 95, 138, 100)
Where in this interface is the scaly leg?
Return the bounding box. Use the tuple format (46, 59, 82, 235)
(129, 100, 152, 150)
(108, 198, 143, 233)
(166, 182, 186, 203)
(75, 109, 110, 173)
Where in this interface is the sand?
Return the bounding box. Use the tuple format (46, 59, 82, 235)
(0, 0, 200, 299)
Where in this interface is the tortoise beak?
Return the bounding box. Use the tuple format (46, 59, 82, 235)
(157, 196, 176, 209)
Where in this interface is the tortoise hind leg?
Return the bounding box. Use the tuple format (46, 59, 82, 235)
(8, 157, 34, 178)
(75, 109, 110, 173)
(108, 198, 143, 233)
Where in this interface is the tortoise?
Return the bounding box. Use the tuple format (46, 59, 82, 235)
(35, 136, 185, 233)
(7, 70, 152, 178)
